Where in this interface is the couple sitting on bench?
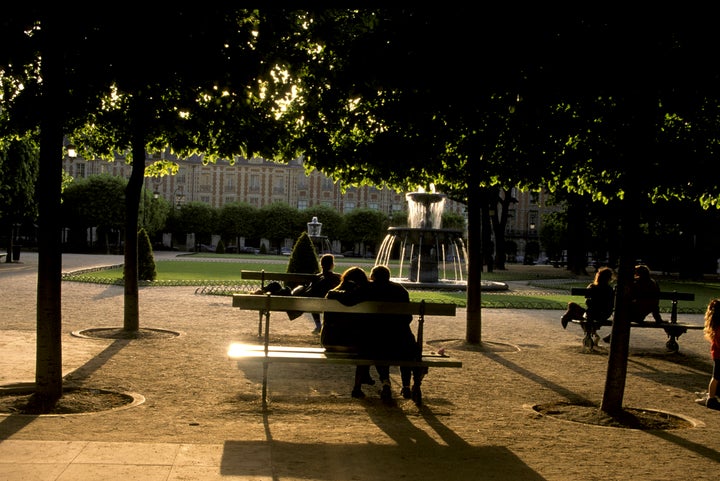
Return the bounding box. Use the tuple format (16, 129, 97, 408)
(561, 264, 664, 344)
(323, 265, 423, 403)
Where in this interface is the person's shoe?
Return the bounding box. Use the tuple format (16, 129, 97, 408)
(655, 318, 665, 325)
(380, 384, 392, 401)
(311, 327, 321, 334)
(602, 334, 612, 344)
(351, 388, 365, 399)
(411, 385, 422, 405)
(561, 314, 571, 329)
(592, 333, 601, 346)
(695, 394, 709, 405)
(360, 374, 375, 386)
(706, 397, 720, 410)
(401, 386, 412, 399)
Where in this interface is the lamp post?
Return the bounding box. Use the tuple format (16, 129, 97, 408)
(170, 187, 184, 249)
(525, 210, 537, 265)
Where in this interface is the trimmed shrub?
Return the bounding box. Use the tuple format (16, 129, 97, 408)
(138, 228, 157, 281)
(287, 231, 320, 275)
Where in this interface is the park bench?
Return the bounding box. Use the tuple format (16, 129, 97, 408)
(569, 287, 701, 352)
(0, 252, 6, 262)
(228, 293, 461, 406)
(240, 270, 321, 336)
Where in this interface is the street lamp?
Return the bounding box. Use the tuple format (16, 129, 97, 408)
(66, 144, 77, 158)
(170, 187, 185, 250)
(525, 210, 538, 265)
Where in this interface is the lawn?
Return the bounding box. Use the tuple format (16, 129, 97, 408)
(62, 254, 720, 313)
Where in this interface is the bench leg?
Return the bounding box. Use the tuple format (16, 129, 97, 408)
(262, 361, 269, 407)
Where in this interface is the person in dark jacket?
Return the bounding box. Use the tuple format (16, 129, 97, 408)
(365, 265, 421, 402)
(304, 254, 342, 333)
(561, 267, 615, 344)
(322, 266, 376, 398)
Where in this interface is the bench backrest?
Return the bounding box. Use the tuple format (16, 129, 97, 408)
(570, 287, 694, 302)
(232, 294, 456, 316)
(241, 270, 319, 286)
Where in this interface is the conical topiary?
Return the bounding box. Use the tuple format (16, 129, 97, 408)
(215, 239, 226, 254)
(286, 231, 320, 276)
(138, 228, 157, 281)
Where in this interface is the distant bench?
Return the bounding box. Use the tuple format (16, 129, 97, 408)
(229, 293, 461, 406)
(569, 287, 701, 352)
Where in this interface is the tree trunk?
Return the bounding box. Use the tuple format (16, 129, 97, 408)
(600, 214, 637, 415)
(465, 167, 482, 344)
(123, 94, 146, 332)
(35, 9, 65, 406)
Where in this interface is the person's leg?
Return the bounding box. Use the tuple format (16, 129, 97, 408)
(376, 365, 392, 400)
(400, 367, 412, 398)
(410, 367, 426, 405)
(699, 360, 720, 409)
(352, 366, 368, 398)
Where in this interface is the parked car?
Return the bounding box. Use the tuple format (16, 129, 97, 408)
(280, 247, 292, 256)
(239, 246, 260, 254)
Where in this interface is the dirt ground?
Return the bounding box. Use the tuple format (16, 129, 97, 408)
(1, 257, 719, 480)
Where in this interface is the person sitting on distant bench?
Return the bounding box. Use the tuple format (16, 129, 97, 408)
(628, 264, 664, 324)
(561, 267, 615, 344)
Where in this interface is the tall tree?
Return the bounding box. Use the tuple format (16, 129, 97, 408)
(274, 10, 720, 416)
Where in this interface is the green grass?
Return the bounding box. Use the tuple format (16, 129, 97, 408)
(62, 255, 720, 312)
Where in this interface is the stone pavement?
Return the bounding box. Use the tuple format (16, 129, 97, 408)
(1, 252, 718, 481)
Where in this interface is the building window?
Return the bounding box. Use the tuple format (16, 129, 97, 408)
(368, 202, 379, 210)
(343, 201, 355, 213)
(273, 175, 285, 194)
(249, 174, 261, 193)
(321, 177, 334, 190)
(76, 163, 85, 178)
(225, 196, 236, 204)
(297, 199, 308, 210)
(226, 175, 235, 190)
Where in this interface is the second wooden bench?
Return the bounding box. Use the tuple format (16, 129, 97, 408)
(569, 287, 701, 352)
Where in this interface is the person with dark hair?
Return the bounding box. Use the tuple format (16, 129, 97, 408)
(365, 265, 422, 403)
(322, 267, 377, 398)
(304, 254, 342, 333)
(602, 264, 663, 344)
(628, 264, 663, 324)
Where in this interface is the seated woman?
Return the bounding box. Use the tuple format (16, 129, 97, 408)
(561, 267, 615, 342)
(321, 266, 376, 398)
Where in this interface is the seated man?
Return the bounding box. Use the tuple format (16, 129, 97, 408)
(365, 265, 422, 403)
(629, 264, 663, 324)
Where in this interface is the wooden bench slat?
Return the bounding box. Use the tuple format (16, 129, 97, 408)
(228, 344, 462, 368)
(232, 294, 457, 316)
(241, 270, 319, 283)
(570, 287, 694, 301)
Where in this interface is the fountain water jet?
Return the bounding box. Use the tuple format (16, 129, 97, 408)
(375, 186, 507, 291)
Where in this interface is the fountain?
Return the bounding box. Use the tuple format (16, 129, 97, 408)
(307, 217, 333, 254)
(375, 186, 507, 291)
